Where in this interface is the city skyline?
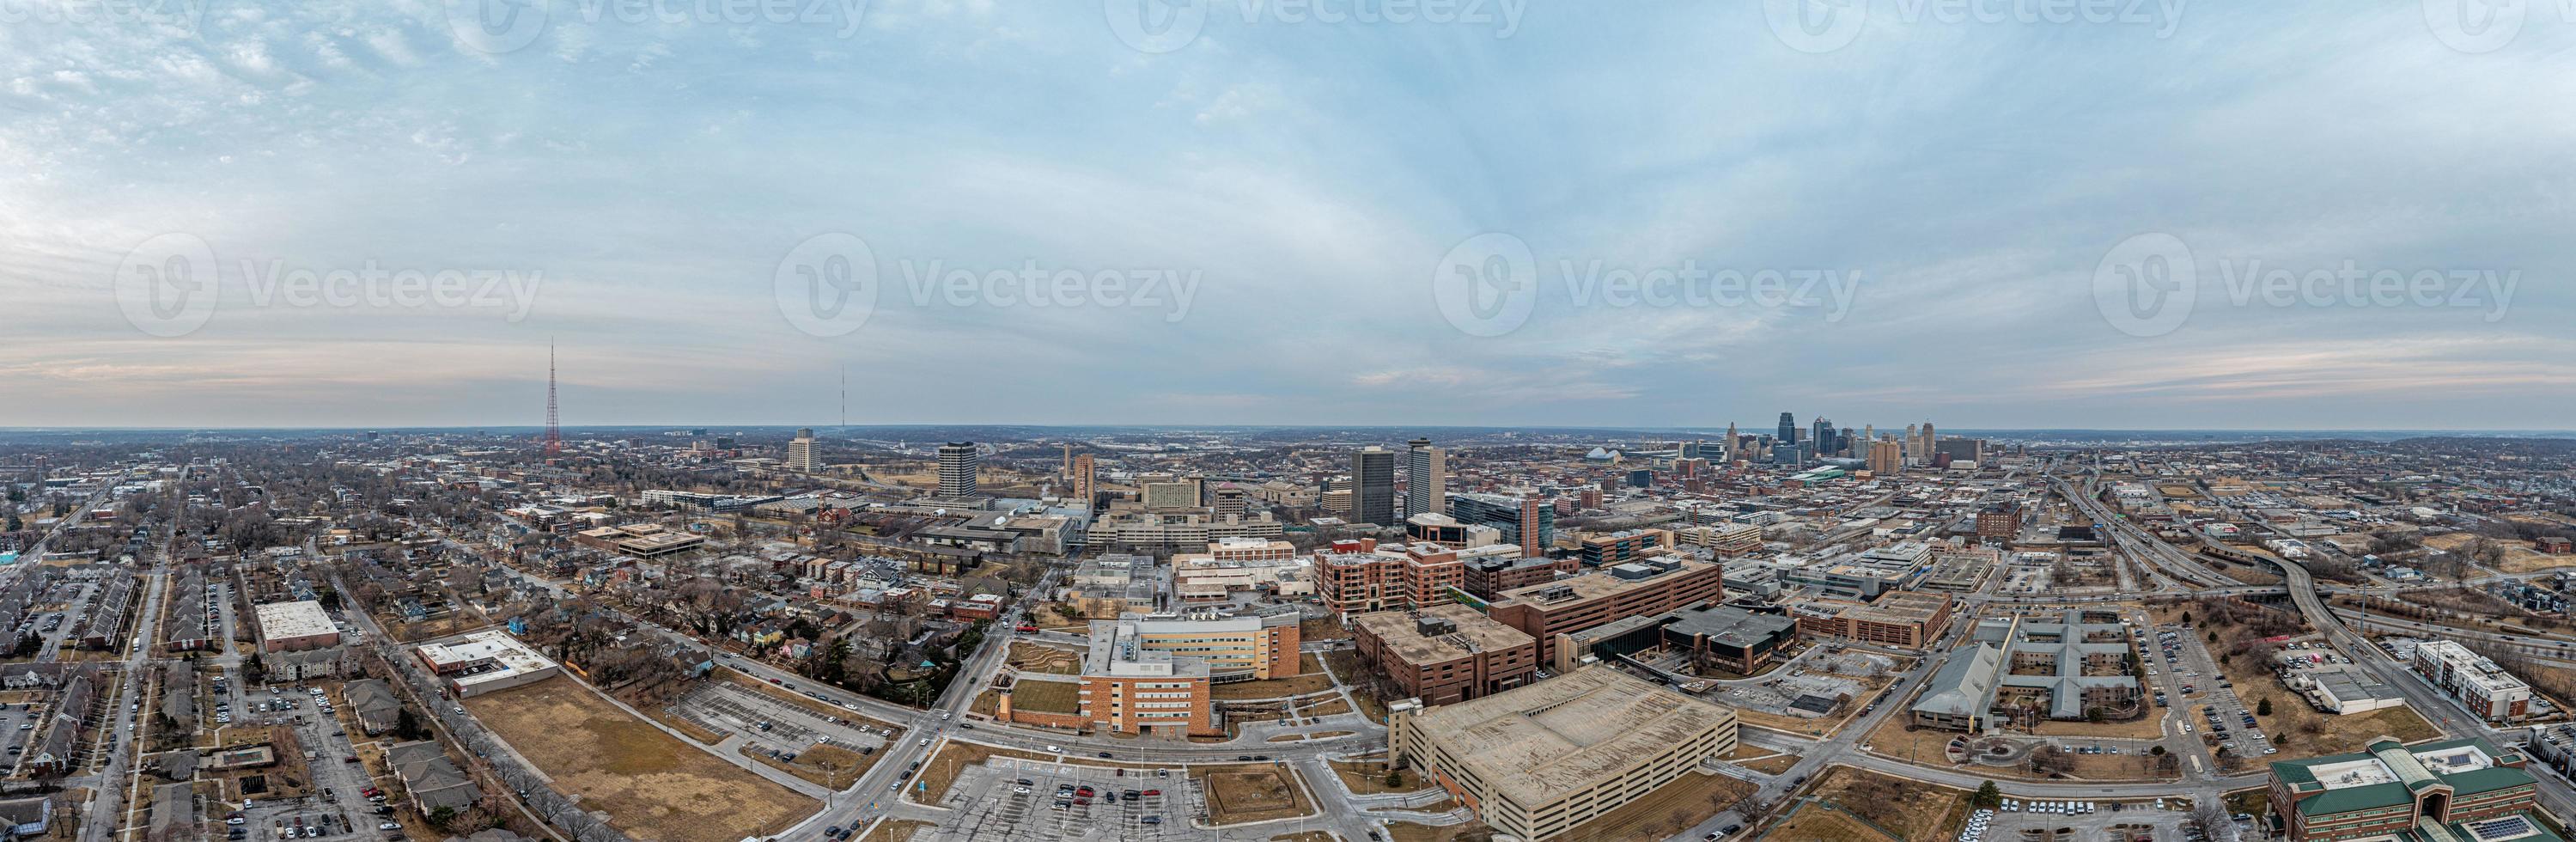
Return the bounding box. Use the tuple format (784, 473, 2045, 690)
(6, 5, 2571, 429)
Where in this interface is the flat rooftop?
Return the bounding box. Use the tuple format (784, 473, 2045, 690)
(1842, 590, 1952, 625)
(253, 600, 336, 639)
(1406, 666, 1736, 808)
(1494, 558, 1714, 606)
(1352, 604, 1534, 663)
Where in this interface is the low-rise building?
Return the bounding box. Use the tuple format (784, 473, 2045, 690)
(2268, 737, 2546, 842)
(253, 600, 342, 652)
(2415, 640, 2532, 723)
(415, 631, 563, 698)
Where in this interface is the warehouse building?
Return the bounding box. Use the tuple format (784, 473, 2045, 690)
(253, 600, 342, 652)
(1389, 666, 1739, 841)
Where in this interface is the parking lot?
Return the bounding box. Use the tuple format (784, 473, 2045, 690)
(923, 757, 1205, 842)
(667, 680, 895, 760)
(1971, 798, 2196, 842)
(2150, 622, 2273, 769)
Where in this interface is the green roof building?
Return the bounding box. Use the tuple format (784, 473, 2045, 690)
(2268, 735, 2558, 842)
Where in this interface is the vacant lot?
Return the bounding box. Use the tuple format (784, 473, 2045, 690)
(463, 679, 818, 842)
(2204, 649, 2438, 760)
(1194, 762, 1315, 826)
(1556, 771, 1754, 842)
(1802, 765, 1972, 842)
(1765, 802, 1900, 842)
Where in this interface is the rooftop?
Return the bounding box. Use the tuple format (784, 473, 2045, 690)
(1404, 666, 1736, 808)
(1352, 604, 1534, 663)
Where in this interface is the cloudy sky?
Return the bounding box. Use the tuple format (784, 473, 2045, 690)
(3, 0, 2571, 430)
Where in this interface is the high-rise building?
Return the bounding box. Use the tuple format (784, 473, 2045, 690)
(1404, 438, 1446, 520)
(1448, 491, 1554, 559)
(1352, 447, 1397, 525)
(1069, 454, 1097, 507)
(1724, 423, 1739, 461)
(1812, 418, 1836, 456)
(787, 428, 818, 472)
(1868, 439, 1903, 476)
(1776, 412, 1798, 444)
(936, 442, 980, 497)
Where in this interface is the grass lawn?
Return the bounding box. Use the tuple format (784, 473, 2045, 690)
(1008, 678, 1081, 714)
(743, 742, 878, 790)
(859, 819, 930, 842)
(462, 678, 818, 842)
(1195, 762, 1317, 826)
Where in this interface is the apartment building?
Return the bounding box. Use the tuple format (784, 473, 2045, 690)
(2414, 640, 2533, 722)
(1485, 556, 1726, 668)
(1350, 604, 1538, 706)
(1389, 667, 1739, 841)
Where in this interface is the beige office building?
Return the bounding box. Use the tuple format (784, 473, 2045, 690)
(1389, 666, 1739, 841)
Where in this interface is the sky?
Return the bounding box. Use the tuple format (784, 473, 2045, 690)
(3, 0, 2572, 430)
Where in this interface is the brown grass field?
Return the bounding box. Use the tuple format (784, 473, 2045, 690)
(1554, 771, 1754, 842)
(463, 679, 818, 842)
(1211, 654, 1336, 700)
(1195, 762, 1316, 825)
(1005, 642, 1082, 674)
(1800, 765, 1973, 842)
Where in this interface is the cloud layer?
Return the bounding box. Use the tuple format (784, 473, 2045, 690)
(3, 1, 2570, 430)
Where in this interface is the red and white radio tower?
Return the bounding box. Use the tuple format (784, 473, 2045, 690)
(543, 339, 562, 459)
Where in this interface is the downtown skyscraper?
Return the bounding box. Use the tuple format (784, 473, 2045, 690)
(1404, 437, 1446, 520)
(1352, 446, 1396, 526)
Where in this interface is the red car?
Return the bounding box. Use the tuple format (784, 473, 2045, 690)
(1142, 790, 1160, 796)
